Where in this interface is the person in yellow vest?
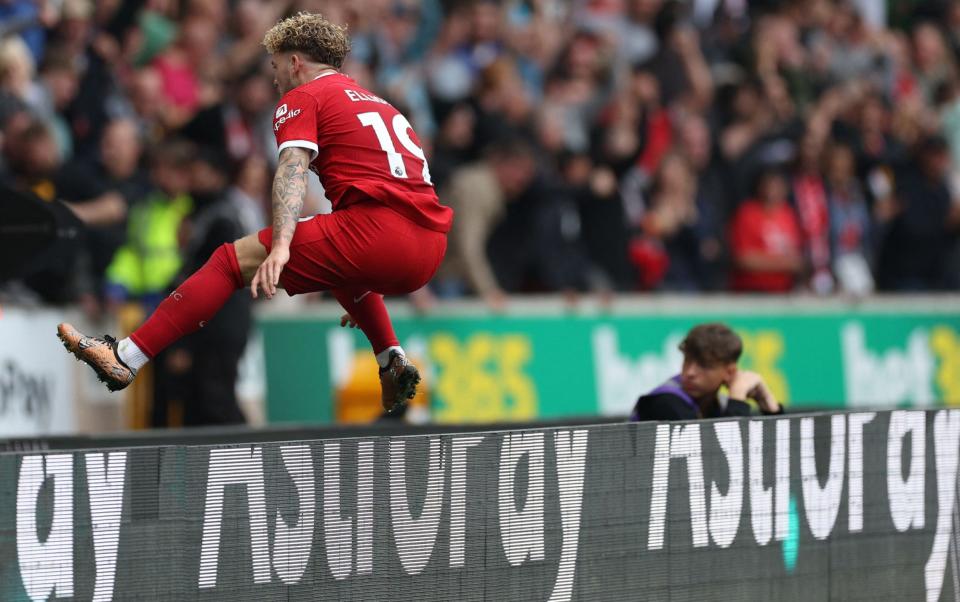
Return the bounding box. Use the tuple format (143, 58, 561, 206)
(153, 146, 253, 427)
(105, 139, 194, 309)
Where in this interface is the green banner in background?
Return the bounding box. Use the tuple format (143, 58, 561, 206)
(258, 299, 960, 423)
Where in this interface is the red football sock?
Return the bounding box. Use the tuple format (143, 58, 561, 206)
(130, 243, 244, 357)
(332, 289, 400, 354)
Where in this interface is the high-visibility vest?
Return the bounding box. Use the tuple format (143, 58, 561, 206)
(106, 193, 192, 296)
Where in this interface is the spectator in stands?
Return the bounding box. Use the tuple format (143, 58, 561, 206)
(59, 0, 128, 159)
(566, 152, 635, 292)
(180, 64, 276, 163)
(936, 78, 960, 183)
(676, 113, 727, 290)
(597, 66, 666, 232)
(474, 56, 536, 150)
(436, 136, 538, 308)
(486, 165, 599, 300)
(878, 135, 960, 290)
(227, 154, 269, 233)
(551, 29, 617, 164)
(729, 167, 805, 293)
(371, 0, 443, 137)
(579, 0, 660, 68)
(635, 153, 704, 291)
(35, 47, 79, 157)
(154, 147, 251, 427)
(424, 8, 475, 107)
(2, 118, 58, 199)
(105, 139, 193, 307)
(594, 78, 647, 183)
(0, 0, 55, 64)
(849, 94, 904, 185)
(792, 128, 833, 294)
(824, 141, 875, 295)
(2, 118, 126, 303)
(0, 35, 43, 112)
(220, 0, 284, 81)
(55, 117, 151, 310)
(124, 66, 172, 146)
(719, 78, 770, 167)
(645, 2, 714, 112)
(429, 102, 478, 191)
(462, 0, 508, 76)
(631, 322, 783, 421)
(151, 16, 216, 127)
(912, 21, 957, 105)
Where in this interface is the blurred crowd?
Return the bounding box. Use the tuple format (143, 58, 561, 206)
(2, 0, 960, 315)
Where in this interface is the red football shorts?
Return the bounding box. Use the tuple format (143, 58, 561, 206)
(257, 202, 447, 296)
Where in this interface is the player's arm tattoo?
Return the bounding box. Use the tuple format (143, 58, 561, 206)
(270, 147, 311, 247)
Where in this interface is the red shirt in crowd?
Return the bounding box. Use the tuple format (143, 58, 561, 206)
(729, 199, 803, 292)
(792, 174, 830, 272)
(272, 72, 453, 233)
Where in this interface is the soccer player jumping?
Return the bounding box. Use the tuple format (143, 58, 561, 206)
(57, 13, 452, 414)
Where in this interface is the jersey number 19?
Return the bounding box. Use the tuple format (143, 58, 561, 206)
(357, 111, 432, 185)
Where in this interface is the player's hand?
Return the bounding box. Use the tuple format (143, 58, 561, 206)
(340, 313, 357, 328)
(251, 246, 290, 299)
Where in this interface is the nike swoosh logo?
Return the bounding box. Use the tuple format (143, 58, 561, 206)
(353, 291, 371, 304)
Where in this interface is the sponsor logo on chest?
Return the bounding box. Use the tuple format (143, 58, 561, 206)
(274, 106, 302, 131)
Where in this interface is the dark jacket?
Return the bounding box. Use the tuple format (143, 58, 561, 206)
(179, 192, 252, 350)
(630, 375, 754, 421)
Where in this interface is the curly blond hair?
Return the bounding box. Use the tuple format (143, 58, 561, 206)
(262, 12, 351, 69)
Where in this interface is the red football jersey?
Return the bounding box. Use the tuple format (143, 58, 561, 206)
(272, 72, 452, 232)
(729, 199, 803, 292)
